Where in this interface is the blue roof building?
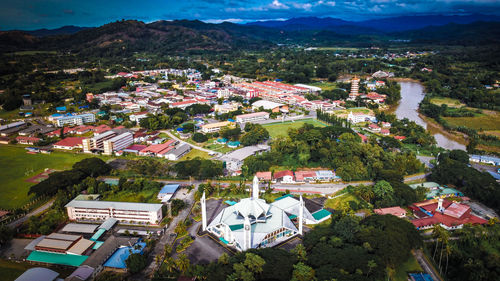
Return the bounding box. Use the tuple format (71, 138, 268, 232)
(158, 184, 180, 202)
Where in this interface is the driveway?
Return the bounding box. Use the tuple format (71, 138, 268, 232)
(7, 198, 55, 228)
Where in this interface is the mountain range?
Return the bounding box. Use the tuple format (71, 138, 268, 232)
(1, 15, 500, 55)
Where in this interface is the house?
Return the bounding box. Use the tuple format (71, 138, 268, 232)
(16, 136, 40, 145)
(394, 136, 406, 141)
(129, 111, 150, 123)
(380, 129, 390, 136)
(274, 170, 295, 183)
(294, 170, 317, 183)
(357, 133, 368, 143)
(53, 137, 86, 150)
(255, 171, 272, 181)
(368, 123, 381, 132)
(374, 207, 407, 218)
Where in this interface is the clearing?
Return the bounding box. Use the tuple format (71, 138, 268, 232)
(262, 119, 327, 138)
(0, 145, 109, 209)
(443, 109, 500, 131)
(429, 97, 465, 107)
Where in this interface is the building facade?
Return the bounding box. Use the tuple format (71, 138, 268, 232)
(55, 114, 95, 127)
(103, 132, 134, 155)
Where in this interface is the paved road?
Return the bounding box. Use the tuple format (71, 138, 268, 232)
(413, 249, 443, 281)
(417, 156, 435, 169)
(143, 188, 195, 278)
(7, 198, 55, 228)
(404, 173, 429, 183)
(162, 130, 219, 155)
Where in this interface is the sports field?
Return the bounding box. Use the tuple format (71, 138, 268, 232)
(0, 145, 109, 209)
(262, 119, 327, 138)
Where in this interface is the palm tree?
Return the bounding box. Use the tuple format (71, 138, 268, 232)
(444, 243, 452, 275)
(163, 256, 176, 273)
(176, 253, 190, 273)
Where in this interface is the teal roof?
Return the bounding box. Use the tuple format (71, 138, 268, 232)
(225, 200, 237, 206)
(90, 228, 106, 241)
(288, 214, 297, 219)
(219, 237, 229, 244)
(93, 241, 104, 249)
(27, 251, 88, 267)
(312, 209, 332, 220)
(274, 194, 294, 201)
(229, 224, 244, 231)
(426, 188, 463, 199)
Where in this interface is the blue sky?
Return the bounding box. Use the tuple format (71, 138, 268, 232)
(1, 0, 500, 30)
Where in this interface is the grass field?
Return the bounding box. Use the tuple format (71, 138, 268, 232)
(429, 97, 465, 107)
(443, 110, 500, 131)
(102, 189, 161, 204)
(324, 193, 363, 210)
(0, 145, 110, 209)
(394, 254, 423, 281)
(262, 119, 327, 138)
(307, 81, 338, 91)
(0, 258, 73, 281)
(180, 148, 211, 160)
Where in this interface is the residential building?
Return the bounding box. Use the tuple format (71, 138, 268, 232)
(65, 199, 163, 225)
(103, 132, 134, 155)
(256, 171, 272, 181)
(16, 136, 40, 145)
(274, 170, 295, 183)
(201, 121, 231, 133)
(55, 114, 95, 127)
(374, 207, 407, 218)
(129, 111, 150, 123)
(235, 112, 270, 123)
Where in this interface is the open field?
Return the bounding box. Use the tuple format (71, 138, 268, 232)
(443, 110, 500, 131)
(394, 254, 424, 281)
(0, 145, 110, 209)
(0, 258, 73, 281)
(307, 81, 338, 91)
(180, 148, 211, 160)
(316, 47, 360, 51)
(324, 193, 362, 210)
(429, 97, 465, 107)
(102, 189, 161, 203)
(262, 119, 327, 138)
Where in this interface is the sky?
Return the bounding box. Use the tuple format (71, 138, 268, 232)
(1, 0, 500, 30)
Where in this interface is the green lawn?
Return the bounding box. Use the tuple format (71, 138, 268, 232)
(101, 189, 161, 203)
(307, 81, 338, 91)
(0, 258, 73, 281)
(443, 110, 500, 131)
(0, 145, 110, 209)
(180, 148, 211, 160)
(324, 193, 362, 210)
(429, 97, 465, 107)
(394, 254, 423, 281)
(262, 119, 327, 138)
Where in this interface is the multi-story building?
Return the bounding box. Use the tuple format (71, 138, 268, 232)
(201, 121, 231, 133)
(82, 130, 117, 153)
(235, 112, 270, 123)
(103, 132, 134, 155)
(55, 113, 95, 127)
(65, 199, 163, 225)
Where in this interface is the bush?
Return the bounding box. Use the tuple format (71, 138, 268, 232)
(192, 132, 208, 143)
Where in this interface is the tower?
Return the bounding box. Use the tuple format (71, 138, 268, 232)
(252, 175, 259, 199)
(299, 195, 304, 235)
(243, 216, 251, 251)
(201, 191, 207, 231)
(436, 198, 444, 213)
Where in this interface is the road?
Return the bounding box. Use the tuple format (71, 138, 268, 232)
(143, 188, 195, 278)
(7, 198, 55, 228)
(413, 249, 443, 281)
(417, 156, 435, 169)
(162, 130, 218, 155)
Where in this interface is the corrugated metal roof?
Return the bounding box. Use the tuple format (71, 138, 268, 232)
(62, 223, 99, 234)
(14, 267, 59, 281)
(65, 200, 162, 212)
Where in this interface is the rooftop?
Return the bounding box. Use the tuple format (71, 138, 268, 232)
(65, 199, 163, 212)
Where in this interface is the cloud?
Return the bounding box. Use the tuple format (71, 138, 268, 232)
(270, 0, 289, 10)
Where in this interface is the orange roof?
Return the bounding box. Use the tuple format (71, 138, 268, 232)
(256, 171, 272, 181)
(53, 137, 86, 147)
(374, 206, 406, 216)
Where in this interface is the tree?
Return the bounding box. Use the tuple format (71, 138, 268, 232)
(219, 252, 230, 265)
(176, 253, 190, 273)
(244, 253, 266, 274)
(192, 132, 208, 143)
(291, 262, 316, 281)
(291, 244, 307, 262)
(125, 253, 147, 274)
(373, 180, 394, 199)
(72, 157, 111, 177)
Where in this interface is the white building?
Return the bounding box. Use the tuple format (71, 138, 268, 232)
(347, 111, 377, 124)
(165, 144, 191, 161)
(55, 114, 95, 127)
(201, 121, 231, 133)
(82, 130, 117, 153)
(65, 199, 163, 225)
(235, 112, 269, 123)
(103, 132, 134, 155)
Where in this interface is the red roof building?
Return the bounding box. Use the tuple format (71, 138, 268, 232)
(16, 136, 40, 145)
(255, 171, 272, 181)
(94, 125, 112, 135)
(357, 133, 368, 143)
(409, 199, 488, 230)
(374, 206, 407, 218)
(273, 170, 295, 183)
(394, 136, 406, 141)
(53, 137, 86, 150)
(294, 170, 317, 182)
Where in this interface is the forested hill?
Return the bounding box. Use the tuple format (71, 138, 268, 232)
(2, 19, 500, 55)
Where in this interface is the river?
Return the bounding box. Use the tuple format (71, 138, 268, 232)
(394, 82, 466, 150)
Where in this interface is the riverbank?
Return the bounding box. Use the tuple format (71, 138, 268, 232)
(389, 77, 421, 83)
(418, 113, 469, 146)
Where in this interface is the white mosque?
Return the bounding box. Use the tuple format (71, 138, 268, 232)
(201, 176, 331, 251)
